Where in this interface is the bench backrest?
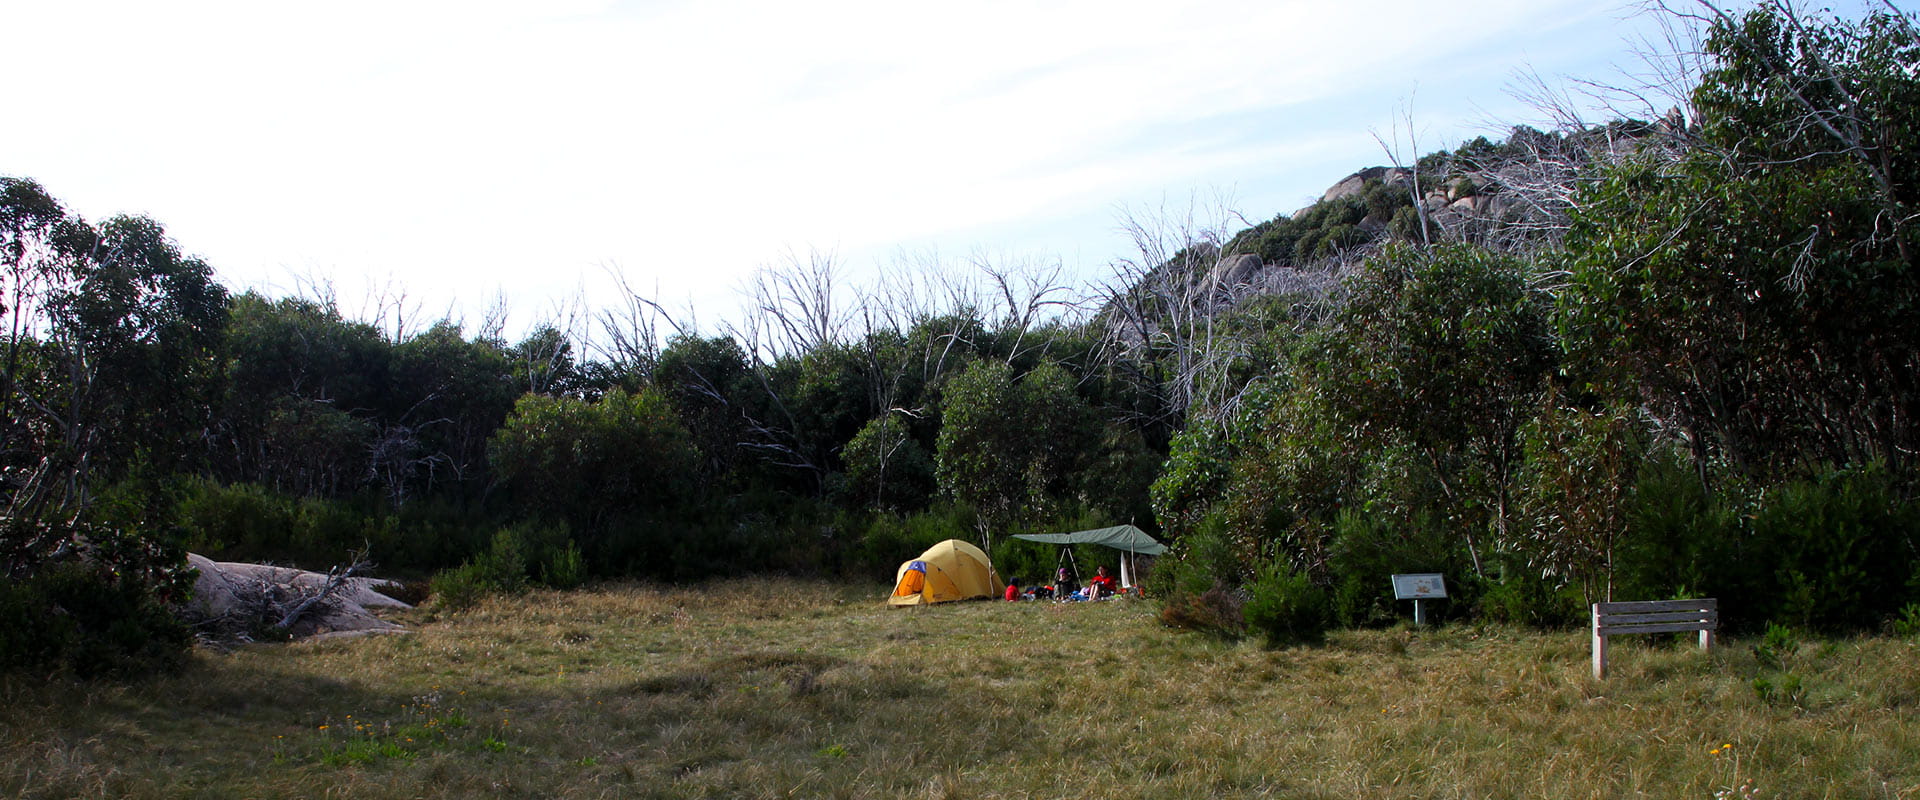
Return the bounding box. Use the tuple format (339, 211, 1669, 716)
(1593, 598, 1718, 636)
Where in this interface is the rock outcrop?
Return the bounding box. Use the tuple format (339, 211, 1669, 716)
(1318, 166, 1412, 205)
(183, 553, 411, 643)
(1209, 253, 1263, 288)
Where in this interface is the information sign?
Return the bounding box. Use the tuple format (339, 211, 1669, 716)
(1391, 573, 1447, 600)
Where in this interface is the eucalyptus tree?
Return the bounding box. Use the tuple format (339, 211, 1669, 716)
(0, 177, 227, 609)
(1561, 1, 1920, 476)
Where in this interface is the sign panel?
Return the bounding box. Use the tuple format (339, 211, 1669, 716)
(1390, 573, 1447, 600)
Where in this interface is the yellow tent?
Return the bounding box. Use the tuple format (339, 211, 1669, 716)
(887, 539, 1003, 607)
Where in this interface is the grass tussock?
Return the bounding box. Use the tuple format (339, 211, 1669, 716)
(3, 579, 1918, 798)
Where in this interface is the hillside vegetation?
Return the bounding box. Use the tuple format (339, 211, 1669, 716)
(2, 2, 1918, 673)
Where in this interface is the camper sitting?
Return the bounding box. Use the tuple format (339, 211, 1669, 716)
(1087, 566, 1117, 600)
(1053, 567, 1079, 601)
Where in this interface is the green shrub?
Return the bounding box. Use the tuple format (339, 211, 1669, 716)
(0, 561, 188, 678)
(172, 479, 294, 557)
(540, 541, 587, 590)
(1327, 508, 1465, 628)
(170, 479, 412, 570)
(1748, 466, 1916, 631)
(1617, 458, 1918, 633)
(1243, 560, 1331, 647)
(1388, 205, 1424, 242)
(849, 504, 979, 578)
(475, 527, 529, 592)
(429, 525, 544, 611)
(1612, 449, 1729, 603)
(496, 521, 590, 589)
(1475, 559, 1581, 628)
(1752, 671, 1806, 706)
(1890, 603, 1920, 638)
(1752, 622, 1799, 672)
(427, 563, 492, 613)
(1152, 519, 1252, 638)
(1314, 224, 1365, 259)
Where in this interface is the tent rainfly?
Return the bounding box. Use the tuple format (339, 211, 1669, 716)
(1011, 524, 1167, 588)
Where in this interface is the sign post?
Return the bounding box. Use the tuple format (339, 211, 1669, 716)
(1390, 573, 1447, 626)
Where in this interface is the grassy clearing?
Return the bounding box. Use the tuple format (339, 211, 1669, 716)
(3, 581, 1917, 799)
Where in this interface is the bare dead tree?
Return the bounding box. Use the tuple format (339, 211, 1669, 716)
(848, 250, 987, 422)
(1371, 94, 1434, 246)
(289, 269, 344, 317)
(717, 250, 859, 492)
(273, 548, 374, 630)
(973, 249, 1083, 365)
(1098, 194, 1258, 429)
(864, 249, 947, 333)
(593, 264, 697, 384)
(741, 247, 846, 362)
(475, 289, 511, 345)
(514, 289, 590, 396)
(359, 274, 426, 346)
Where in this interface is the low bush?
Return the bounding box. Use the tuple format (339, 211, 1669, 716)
(426, 563, 493, 613)
(1612, 449, 1730, 603)
(1746, 465, 1916, 631)
(170, 479, 411, 569)
(1243, 559, 1331, 647)
(1153, 518, 1251, 638)
(1890, 602, 1920, 638)
(1158, 582, 1246, 638)
(540, 541, 587, 590)
(847, 504, 980, 578)
(0, 560, 189, 678)
(1326, 508, 1466, 628)
(428, 523, 587, 610)
(1474, 557, 1581, 628)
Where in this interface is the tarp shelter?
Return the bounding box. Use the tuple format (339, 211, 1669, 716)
(1011, 524, 1167, 589)
(888, 539, 1004, 607)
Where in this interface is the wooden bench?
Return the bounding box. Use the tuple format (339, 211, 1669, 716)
(1590, 598, 1717, 679)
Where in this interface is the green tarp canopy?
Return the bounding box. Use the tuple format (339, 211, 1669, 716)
(1011, 524, 1167, 555)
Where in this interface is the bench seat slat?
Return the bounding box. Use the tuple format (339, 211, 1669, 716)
(1597, 621, 1722, 635)
(1594, 599, 1717, 614)
(1598, 610, 1718, 625)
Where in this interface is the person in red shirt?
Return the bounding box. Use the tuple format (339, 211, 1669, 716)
(1087, 566, 1117, 600)
(1005, 577, 1021, 602)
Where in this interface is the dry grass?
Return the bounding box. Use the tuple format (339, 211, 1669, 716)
(3, 580, 1918, 799)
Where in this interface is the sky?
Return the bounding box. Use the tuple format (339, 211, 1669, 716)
(3, 0, 1741, 341)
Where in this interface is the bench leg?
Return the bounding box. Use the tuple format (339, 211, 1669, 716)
(1591, 605, 1607, 680)
(1699, 628, 1713, 651)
